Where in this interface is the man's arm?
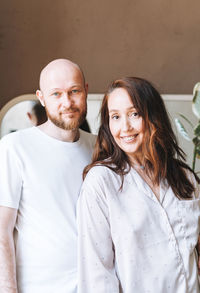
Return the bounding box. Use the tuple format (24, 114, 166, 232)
(0, 206, 18, 293)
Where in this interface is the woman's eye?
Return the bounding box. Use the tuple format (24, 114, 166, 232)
(130, 112, 138, 118)
(112, 115, 120, 120)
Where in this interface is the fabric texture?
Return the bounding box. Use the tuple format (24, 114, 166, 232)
(0, 126, 96, 293)
(77, 165, 200, 293)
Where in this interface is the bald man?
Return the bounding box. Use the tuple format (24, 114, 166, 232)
(0, 59, 96, 293)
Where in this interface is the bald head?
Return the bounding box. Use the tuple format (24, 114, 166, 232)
(39, 59, 85, 92)
(36, 58, 88, 133)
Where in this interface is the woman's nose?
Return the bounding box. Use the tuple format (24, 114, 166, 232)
(121, 117, 132, 131)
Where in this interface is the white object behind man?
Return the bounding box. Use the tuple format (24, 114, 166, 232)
(0, 59, 96, 293)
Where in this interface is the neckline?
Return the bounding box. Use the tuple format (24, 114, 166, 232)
(32, 126, 82, 147)
(130, 167, 167, 203)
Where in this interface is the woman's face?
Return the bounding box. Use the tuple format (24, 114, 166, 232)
(108, 87, 144, 162)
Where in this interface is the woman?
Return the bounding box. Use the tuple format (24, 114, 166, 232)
(77, 77, 200, 293)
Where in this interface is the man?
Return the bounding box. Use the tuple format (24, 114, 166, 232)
(0, 59, 96, 293)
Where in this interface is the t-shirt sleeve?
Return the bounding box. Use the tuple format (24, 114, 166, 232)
(0, 138, 22, 208)
(77, 169, 120, 293)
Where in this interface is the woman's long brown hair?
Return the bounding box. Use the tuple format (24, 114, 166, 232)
(84, 77, 199, 199)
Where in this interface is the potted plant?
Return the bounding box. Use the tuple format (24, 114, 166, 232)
(175, 82, 200, 172)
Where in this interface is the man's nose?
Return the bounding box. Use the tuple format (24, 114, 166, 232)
(62, 93, 73, 108)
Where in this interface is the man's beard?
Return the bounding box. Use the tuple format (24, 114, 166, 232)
(46, 106, 87, 131)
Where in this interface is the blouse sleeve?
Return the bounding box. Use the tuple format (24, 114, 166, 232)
(77, 170, 120, 293)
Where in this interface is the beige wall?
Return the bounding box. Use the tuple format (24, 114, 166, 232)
(1, 0, 200, 108)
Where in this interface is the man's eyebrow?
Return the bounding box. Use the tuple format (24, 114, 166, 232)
(49, 85, 83, 92)
(49, 88, 62, 92)
(70, 84, 83, 88)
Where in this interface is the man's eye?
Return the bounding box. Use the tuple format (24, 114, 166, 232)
(71, 89, 79, 94)
(53, 92, 60, 97)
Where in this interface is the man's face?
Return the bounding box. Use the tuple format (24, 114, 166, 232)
(39, 65, 87, 131)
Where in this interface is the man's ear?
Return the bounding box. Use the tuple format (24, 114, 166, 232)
(36, 90, 45, 107)
(85, 83, 88, 95)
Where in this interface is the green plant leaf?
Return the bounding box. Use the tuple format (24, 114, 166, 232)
(192, 83, 200, 118)
(194, 123, 200, 136)
(174, 118, 191, 141)
(178, 113, 194, 128)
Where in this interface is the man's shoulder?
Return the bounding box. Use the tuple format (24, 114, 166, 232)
(79, 129, 96, 147)
(0, 127, 36, 148)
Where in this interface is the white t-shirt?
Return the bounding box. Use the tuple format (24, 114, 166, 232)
(0, 127, 96, 293)
(77, 165, 200, 293)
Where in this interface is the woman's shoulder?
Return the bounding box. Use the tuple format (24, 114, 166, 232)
(83, 163, 122, 192)
(85, 164, 117, 181)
